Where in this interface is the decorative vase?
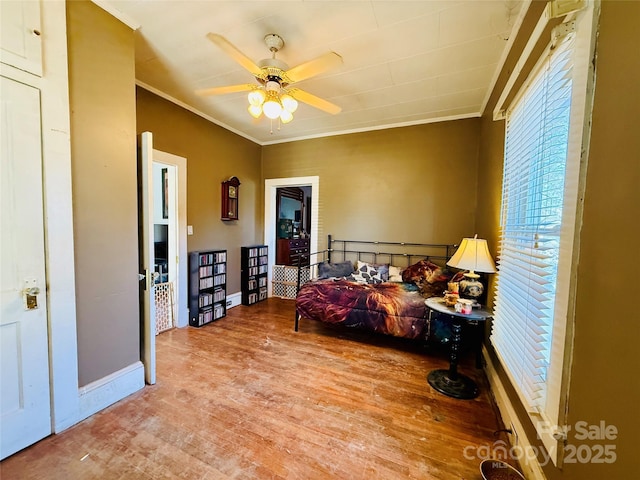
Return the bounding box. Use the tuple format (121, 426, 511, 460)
(459, 272, 483, 300)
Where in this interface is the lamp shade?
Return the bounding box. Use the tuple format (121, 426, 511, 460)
(280, 94, 298, 113)
(280, 109, 293, 123)
(447, 235, 496, 274)
(248, 89, 266, 106)
(248, 104, 262, 118)
(262, 99, 282, 119)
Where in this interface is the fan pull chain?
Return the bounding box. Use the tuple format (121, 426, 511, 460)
(269, 118, 283, 135)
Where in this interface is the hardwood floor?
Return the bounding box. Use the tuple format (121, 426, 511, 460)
(1, 298, 507, 479)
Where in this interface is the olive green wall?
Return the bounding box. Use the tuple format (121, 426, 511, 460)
(477, 1, 640, 478)
(563, 1, 640, 477)
(135, 88, 263, 294)
(262, 120, 481, 249)
(66, 0, 139, 387)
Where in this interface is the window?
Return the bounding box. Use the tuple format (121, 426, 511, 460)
(492, 31, 573, 411)
(490, 3, 596, 464)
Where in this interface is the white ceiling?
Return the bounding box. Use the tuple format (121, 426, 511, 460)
(98, 1, 527, 145)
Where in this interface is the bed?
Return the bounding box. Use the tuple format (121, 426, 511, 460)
(294, 236, 465, 343)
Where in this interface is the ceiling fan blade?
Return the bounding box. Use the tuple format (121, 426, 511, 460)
(196, 84, 254, 96)
(206, 33, 263, 77)
(289, 88, 341, 115)
(285, 52, 343, 84)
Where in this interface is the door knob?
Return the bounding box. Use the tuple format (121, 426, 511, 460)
(23, 279, 40, 310)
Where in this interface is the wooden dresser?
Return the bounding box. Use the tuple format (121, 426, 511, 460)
(276, 238, 310, 266)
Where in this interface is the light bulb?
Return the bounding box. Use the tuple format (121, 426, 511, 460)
(248, 104, 262, 118)
(263, 99, 282, 119)
(281, 94, 298, 113)
(280, 109, 293, 124)
(248, 89, 265, 106)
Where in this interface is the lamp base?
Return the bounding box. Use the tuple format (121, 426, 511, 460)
(459, 272, 483, 300)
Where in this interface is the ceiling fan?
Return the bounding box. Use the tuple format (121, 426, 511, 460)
(196, 33, 343, 123)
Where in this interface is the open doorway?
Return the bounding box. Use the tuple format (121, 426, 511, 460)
(152, 163, 176, 333)
(264, 176, 319, 297)
(152, 150, 188, 329)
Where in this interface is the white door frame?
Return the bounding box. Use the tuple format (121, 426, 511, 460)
(264, 176, 319, 296)
(152, 149, 188, 328)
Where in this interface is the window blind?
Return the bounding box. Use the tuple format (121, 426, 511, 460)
(491, 31, 575, 415)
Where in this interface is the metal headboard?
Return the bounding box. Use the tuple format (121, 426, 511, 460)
(293, 234, 458, 331)
(326, 235, 457, 268)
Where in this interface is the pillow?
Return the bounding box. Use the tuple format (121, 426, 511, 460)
(356, 260, 389, 283)
(419, 280, 449, 298)
(402, 259, 445, 285)
(346, 273, 369, 284)
(450, 271, 466, 283)
(388, 265, 404, 282)
(317, 261, 354, 279)
(348, 271, 383, 284)
(402, 259, 459, 298)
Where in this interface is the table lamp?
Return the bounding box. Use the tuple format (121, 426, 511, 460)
(447, 234, 496, 301)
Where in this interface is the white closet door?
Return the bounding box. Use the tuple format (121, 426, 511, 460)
(1, 75, 51, 459)
(0, 0, 42, 76)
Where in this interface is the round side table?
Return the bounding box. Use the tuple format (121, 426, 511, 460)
(425, 297, 492, 399)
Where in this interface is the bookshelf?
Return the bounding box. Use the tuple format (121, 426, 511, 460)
(241, 245, 268, 305)
(188, 250, 227, 327)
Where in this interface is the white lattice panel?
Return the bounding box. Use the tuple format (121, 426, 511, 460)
(272, 265, 310, 299)
(272, 282, 298, 299)
(155, 281, 175, 334)
(301, 267, 311, 284)
(272, 265, 286, 283)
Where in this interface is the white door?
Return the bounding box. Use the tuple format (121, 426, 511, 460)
(139, 132, 156, 384)
(0, 0, 42, 77)
(0, 75, 51, 459)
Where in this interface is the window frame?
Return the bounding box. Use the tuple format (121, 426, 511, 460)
(489, 0, 598, 466)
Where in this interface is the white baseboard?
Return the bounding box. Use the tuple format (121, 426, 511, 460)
(483, 346, 547, 480)
(76, 361, 145, 424)
(226, 291, 241, 309)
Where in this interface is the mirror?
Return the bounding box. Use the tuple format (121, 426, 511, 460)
(276, 187, 304, 239)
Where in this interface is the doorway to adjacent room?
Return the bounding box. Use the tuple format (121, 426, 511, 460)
(264, 176, 319, 297)
(151, 151, 188, 330)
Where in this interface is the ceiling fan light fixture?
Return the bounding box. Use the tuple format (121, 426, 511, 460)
(263, 99, 282, 119)
(248, 104, 262, 119)
(202, 33, 344, 131)
(265, 80, 281, 94)
(280, 93, 298, 113)
(248, 89, 265, 106)
(280, 109, 293, 124)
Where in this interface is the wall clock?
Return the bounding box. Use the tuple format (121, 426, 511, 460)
(221, 176, 240, 221)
